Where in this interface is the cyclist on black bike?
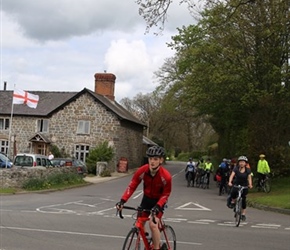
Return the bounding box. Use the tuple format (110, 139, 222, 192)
(257, 154, 271, 187)
(116, 146, 172, 250)
(204, 158, 214, 188)
(227, 155, 253, 221)
(185, 158, 197, 187)
(217, 158, 229, 195)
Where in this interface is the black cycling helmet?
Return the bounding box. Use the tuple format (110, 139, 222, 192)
(237, 155, 248, 162)
(146, 146, 165, 157)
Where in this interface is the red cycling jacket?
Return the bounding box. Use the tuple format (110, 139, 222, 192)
(121, 164, 172, 208)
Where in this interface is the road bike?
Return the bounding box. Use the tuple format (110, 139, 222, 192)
(117, 205, 176, 250)
(231, 185, 248, 227)
(255, 174, 271, 193)
(200, 170, 209, 189)
(195, 168, 204, 187)
(186, 171, 195, 187)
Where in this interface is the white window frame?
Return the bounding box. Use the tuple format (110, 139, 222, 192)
(77, 121, 90, 134)
(37, 119, 49, 133)
(0, 140, 9, 154)
(74, 144, 90, 162)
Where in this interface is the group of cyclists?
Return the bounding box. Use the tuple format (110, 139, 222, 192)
(115, 145, 271, 249)
(185, 154, 271, 221)
(185, 157, 214, 188)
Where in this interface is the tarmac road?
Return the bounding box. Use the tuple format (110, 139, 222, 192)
(0, 161, 289, 250)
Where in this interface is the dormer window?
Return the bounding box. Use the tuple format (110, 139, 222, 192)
(77, 120, 90, 134)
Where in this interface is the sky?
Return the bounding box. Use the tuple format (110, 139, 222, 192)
(0, 0, 198, 101)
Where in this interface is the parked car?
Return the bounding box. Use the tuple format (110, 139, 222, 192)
(13, 153, 53, 169)
(50, 158, 87, 175)
(0, 152, 13, 168)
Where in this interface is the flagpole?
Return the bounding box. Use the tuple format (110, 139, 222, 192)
(7, 86, 16, 167)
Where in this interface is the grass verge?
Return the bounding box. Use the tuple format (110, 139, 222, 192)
(248, 176, 290, 210)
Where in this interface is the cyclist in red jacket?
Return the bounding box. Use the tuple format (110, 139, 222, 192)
(116, 145, 172, 250)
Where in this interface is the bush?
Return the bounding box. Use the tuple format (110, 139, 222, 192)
(22, 178, 46, 190)
(100, 169, 112, 177)
(22, 173, 85, 190)
(86, 141, 114, 175)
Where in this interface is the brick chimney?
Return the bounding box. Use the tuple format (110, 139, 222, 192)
(94, 73, 116, 101)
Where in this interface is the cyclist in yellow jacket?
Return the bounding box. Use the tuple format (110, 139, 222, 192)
(204, 158, 214, 188)
(257, 154, 270, 187)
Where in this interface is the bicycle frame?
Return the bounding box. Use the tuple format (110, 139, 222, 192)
(118, 205, 176, 250)
(233, 185, 248, 227)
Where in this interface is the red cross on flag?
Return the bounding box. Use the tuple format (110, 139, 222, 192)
(13, 89, 39, 109)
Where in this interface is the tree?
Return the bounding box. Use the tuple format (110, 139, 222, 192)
(160, 0, 290, 167)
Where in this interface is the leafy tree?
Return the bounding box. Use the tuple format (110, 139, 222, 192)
(160, 0, 290, 167)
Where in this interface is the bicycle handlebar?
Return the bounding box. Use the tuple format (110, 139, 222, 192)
(117, 205, 157, 224)
(233, 185, 248, 190)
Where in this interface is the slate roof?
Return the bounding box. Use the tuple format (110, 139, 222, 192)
(0, 88, 146, 127)
(142, 136, 157, 146)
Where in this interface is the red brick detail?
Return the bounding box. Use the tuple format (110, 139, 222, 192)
(94, 73, 116, 101)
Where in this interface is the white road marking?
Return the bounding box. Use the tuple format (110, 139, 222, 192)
(196, 219, 216, 223)
(176, 202, 211, 211)
(0, 226, 200, 247)
(188, 221, 209, 225)
(163, 218, 187, 223)
(9, 200, 285, 231)
(251, 224, 280, 229)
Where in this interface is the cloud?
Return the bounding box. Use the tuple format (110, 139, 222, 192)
(0, 0, 196, 101)
(1, 0, 142, 41)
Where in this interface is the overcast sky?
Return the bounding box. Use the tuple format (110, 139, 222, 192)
(0, 0, 197, 101)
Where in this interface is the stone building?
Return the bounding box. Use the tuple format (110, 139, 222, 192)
(0, 73, 146, 169)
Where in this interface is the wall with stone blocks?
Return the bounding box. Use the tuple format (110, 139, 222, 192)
(0, 167, 78, 189)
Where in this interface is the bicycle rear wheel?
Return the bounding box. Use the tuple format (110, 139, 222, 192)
(202, 176, 207, 189)
(122, 228, 143, 250)
(263, 179, 271, 193)
(234, 198, 242, 227)
(160, 225, 176, 250)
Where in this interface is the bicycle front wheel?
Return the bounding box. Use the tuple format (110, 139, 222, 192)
(122, 228, 143, 250)
(263, 179, 271, 193)
(160, 225, 176, 250)
(202, 176, 207, 189)
(235, 198, 242, 227)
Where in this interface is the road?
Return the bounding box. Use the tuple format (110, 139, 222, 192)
(0, 161, 289, 250)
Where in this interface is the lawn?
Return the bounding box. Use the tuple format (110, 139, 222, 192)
(248, 176, 290, 210)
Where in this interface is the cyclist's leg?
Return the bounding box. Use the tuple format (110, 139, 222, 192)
(227, 187, 237, 208)
(206, 172, 210, 188)
(257, 173, 264, 187)
(149, 213, 162, 250)
(192, 172, 196, 187)
(219, 177, 225, 195)
(241, 189, 248, 220)
(187, 172, 192, 187)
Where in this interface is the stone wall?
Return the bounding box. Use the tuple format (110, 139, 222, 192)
(0, 167, 78, 189)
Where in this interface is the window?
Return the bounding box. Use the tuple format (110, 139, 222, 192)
(0, 140, 9, 154)
(37, 119, 49, 133)
(0, 118, 10, 130)
(74, 144, 90, 162)
(77, 121, 90, 134)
